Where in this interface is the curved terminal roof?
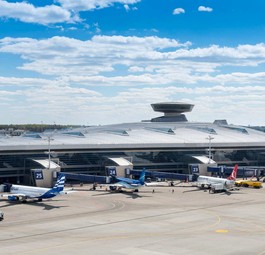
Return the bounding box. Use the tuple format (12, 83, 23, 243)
(0, 103, 264, 151)
(0, 120, 265, 152)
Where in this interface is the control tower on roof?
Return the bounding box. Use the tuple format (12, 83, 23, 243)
(150, 102, 194, 122)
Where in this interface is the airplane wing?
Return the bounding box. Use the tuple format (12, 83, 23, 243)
(0, 193, 28, 200)
(196, 181, 212, 189)
(1, 193, 45, 199)
(109, 181, 136, 190)
(113, 181, 130, 188)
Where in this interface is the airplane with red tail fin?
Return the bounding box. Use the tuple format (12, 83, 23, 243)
(196, 164, 238, 192)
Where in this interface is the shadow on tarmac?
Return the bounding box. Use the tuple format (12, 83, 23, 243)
(91, 190, 152, 199)
(0, 199, 68, 210)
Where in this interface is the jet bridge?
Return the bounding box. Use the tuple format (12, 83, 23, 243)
(62, 173, 109, 184)
(130, 170, 194, 182)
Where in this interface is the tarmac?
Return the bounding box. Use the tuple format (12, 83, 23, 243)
(1, 183, 265, 255)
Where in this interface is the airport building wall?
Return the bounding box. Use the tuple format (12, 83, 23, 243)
(0, 146, 265, 184)
(0, 102, 265, 184)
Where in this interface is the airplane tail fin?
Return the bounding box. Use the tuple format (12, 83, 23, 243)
(51, 173, 66, 192)
(139, 169, 145, 185)
(227, 164, 238, 181)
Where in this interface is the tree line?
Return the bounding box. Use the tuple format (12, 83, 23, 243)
(0, 124, 82, 133)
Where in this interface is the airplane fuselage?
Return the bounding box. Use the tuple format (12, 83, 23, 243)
(197, 176, 235, 189)
(1, 174, 66, 202)
(10, 185, 57, 199)
(109, 169, 145, 192)
(115, 177, 142, 185)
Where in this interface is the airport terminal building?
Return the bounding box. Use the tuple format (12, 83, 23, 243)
(0, 102, 265, 185)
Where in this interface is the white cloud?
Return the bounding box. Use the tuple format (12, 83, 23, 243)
(124, 4, 130, 11)
(128, 66, 144, 72)
(0, 76, 54, 87)
(1, 35, 265, 124)
(56, 0, 141, 11)
(0, 1, 76, 25)
(1, 36, 265, 87)
(198, 6, 213, 12)
(93, 23, 101, 33)
(0, 74, 265, 125)
(123, 4, 137, 11)
(173, 8, 185, 15)
(0, 0, 141, 25)
(0, 36, 190, 77)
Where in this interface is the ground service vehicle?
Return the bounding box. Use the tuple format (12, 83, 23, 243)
(209, 183, 226, 193)
(0, 211, 4, 221)
(235, 180, 262, 189)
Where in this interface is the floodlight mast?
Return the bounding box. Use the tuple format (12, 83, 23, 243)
(206, 135, 214, 163)
(47, 136, 54, 169)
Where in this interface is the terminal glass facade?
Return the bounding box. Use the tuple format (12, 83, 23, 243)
(0, 147, 265, 184)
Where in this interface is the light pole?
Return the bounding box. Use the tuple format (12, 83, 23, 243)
(206, 135, 214, 163)
(46, 136, 54, 169)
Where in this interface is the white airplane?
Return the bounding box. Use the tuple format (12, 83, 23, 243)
(196, 164, 238, 192)
(1, 174, 66, 202)
(108, 169, 145, 192)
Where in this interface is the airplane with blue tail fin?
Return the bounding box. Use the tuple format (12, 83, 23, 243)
(109, 169, 145, 192)
(1, 173, 66, 202)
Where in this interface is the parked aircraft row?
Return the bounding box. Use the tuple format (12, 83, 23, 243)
(0, 169, 146, 202)
(0, 165, 241, 202)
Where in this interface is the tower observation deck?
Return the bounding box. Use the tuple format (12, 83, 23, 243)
(150, 102, 194, 122)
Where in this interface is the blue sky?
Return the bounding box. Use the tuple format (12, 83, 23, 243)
(0, 0, 265, 126)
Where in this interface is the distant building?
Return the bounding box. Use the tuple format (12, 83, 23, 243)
(0, 102, 265, 185)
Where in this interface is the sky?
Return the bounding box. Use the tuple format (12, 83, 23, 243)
(0, 0, 265, 126)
